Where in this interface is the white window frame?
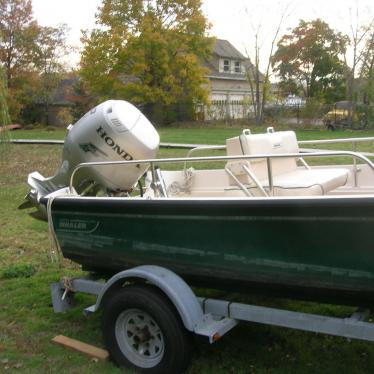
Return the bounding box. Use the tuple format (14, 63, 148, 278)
(223, 59, 230, 72)
(234, 61, 241, 73)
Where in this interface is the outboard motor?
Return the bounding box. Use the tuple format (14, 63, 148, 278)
(20, 100, 160, 219)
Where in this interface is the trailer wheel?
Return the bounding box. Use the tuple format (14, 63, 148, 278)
(102, 285, 192, 374)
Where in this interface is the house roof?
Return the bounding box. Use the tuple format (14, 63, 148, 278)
(213, 39, 246, 60)
(204, 39, 263, 82)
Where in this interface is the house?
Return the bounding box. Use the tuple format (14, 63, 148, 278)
(201, 39, 263, 120)
(32, 76, 78, 126)
(42, 40, 261, 125)
(34, 76, 92, 126)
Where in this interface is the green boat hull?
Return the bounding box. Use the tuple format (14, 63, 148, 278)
(50, 196, 374, 305)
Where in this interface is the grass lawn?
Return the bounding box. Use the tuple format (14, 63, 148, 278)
(9, 126, 374, 144)
(2, 127, 374, 373)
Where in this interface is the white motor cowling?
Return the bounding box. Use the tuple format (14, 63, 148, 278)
(22, 100, 160, 219)
(62, 100, 160, 191)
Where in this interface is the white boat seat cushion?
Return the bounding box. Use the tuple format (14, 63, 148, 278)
(259, 168, 349, 196)
(226, 130, 349, 195)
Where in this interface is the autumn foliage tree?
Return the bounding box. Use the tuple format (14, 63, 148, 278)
(0, 0, 39, 119)
(272, 19, 348, 102)
(33, 24, 70, 125)
(0, 0, 70, 123)
(80, 0, 213, 124)
(0, 0, 38, 86)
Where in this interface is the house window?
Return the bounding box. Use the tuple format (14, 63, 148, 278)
(234, 61, 241, 73)
(223, 59, 230, 72)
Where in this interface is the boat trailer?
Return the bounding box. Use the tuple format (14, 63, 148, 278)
(51, 265, 374, 373)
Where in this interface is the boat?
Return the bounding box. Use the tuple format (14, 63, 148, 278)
(21, 100, 374, 306)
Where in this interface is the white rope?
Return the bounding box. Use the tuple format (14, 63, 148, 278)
(47, 195, 62, 265)
(167, 167, 195, 195)
(46, 188, 78, 266)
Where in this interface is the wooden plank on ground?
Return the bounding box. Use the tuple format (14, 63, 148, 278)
(52, 335, 109, 361)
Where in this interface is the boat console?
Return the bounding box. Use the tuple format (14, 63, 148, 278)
(225, 127, 349, 196)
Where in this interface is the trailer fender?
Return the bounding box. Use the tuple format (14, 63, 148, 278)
(91, 265, 204, 332)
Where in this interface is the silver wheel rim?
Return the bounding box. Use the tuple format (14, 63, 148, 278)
(115, 308, 165, 368)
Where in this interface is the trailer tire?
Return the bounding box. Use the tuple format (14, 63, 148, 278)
(102, 285, 192, 374)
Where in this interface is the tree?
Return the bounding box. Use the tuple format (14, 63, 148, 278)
(344, 10, 374, 128)
(344, 11, 374, 105)
(244, 3, 289, 124)
(64, 76, 93, 121)
(0, 0, 71, 124)
(358, 29, 374, 126)
(272, 19, 348, 101)
(361, 31, 374, 104)
(0, 66, 9, 122)
(0, 0, 40, 120)
(80, 0, 213, 124)
(0, 0, 39, 87)
(0, 65, 10, 125)
(33, 24, 70, 125)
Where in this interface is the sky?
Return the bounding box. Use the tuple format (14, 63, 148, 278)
(32, 0, 374, 70)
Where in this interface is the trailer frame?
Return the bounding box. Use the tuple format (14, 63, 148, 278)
(51, 265, 374, 372)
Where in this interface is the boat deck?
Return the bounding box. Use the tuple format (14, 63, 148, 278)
(142, 164, 374, 199)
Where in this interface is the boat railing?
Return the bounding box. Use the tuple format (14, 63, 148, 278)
(185, 136, 374, 188)
(185, 137, 374, 157)
(69, 150, 374, 197)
